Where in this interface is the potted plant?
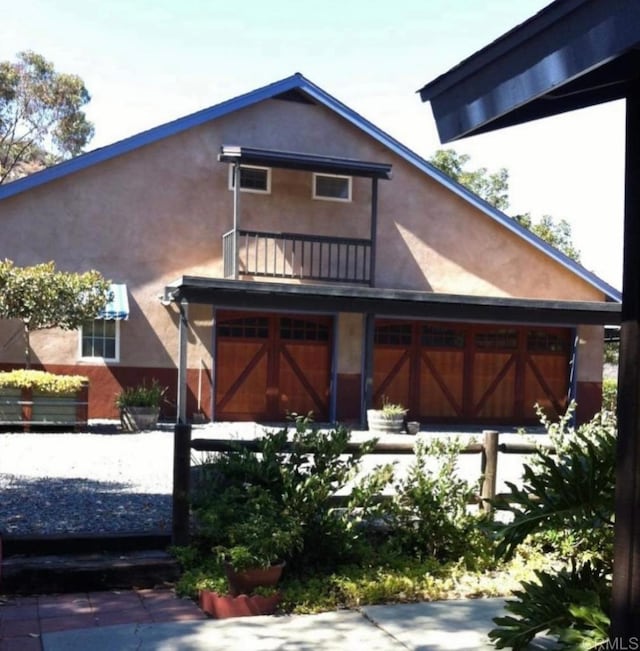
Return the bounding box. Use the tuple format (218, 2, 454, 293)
(116, 378, 166, 431)
(367, 396, 408, 434)
(194, 484, 302, 592)
(214, 489, 302, 596)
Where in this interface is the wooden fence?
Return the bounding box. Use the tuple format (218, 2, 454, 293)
(171, 425, 551, 545)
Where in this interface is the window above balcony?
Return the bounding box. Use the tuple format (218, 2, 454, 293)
(228, 164, 271, 194)
(312, 173, 352, 202)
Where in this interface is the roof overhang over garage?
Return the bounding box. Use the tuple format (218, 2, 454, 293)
(418, 0, 640, 143)
(218, 145, 393, 179)
(418, 0, 639, 639)
(164, 276, 620, 326)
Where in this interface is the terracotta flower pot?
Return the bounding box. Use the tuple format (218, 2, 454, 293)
(199, 590, 282, 619)
(224, 561, 285, 596)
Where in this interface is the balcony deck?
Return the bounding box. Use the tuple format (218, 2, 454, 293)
(223, 229, 372, 284)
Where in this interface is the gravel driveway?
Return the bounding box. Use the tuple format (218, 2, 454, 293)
(0, 422, 538, 537)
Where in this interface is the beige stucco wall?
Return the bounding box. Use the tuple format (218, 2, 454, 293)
(0, 95, 611, 387)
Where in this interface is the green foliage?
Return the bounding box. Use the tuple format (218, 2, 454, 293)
(513, 213, 581, 261)
(430, 148, 510, 211)
(0, 259, 111, 366)
(380, 395, 407, 416)
(0, 50, 94, 184)
(604, 339, 619, 365)
(191, 415, 386, 572)
(429, 149, 581, 261)
(602, 378, 617, 413)
(387, 438, 488, 564)
(489, 411, 615, 648)
(0, 369, 87, 395)
(115, 378, 166, 408)
(489, 563, 610, 650)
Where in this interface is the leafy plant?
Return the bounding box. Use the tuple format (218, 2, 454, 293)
(0, 369, 88, 395)
(206, 486, 302, 571)
(0, 259, 111, 366)
(386, 437, 488, 565)
(380, 395, 407, 416)
(488, 409, 616, 649)
(191, 415, 390, 571)
(601, 378, 617, 413)
(115, 378, 166, 408)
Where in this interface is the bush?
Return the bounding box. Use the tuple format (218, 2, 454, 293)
(488, 410, 615, 649)
(602, 378, 617, 413)
(0, 369, 88, 395)
(191, 415, 389, 571)
(115, 378, 165, 408)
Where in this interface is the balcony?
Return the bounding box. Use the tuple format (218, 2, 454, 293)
(223, 229, 371, 284)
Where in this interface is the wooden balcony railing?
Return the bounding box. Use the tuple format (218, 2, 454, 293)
(223, 229, 372, 284)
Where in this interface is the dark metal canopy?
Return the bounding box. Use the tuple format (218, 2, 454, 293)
(218, 145, 393, 179)
(165, 276, 619, 326)
(418, 0, 640, 639)
(419, 0, 640, 143)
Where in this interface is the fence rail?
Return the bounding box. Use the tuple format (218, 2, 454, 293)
(172, 426, 551, 545)
(222, 228, 372, 284)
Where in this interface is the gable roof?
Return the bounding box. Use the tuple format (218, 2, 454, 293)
(0, 71, 620, 302)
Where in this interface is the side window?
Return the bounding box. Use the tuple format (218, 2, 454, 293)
(80, 319, 119, 362)
(228, 165, 271, 193)
(312, 173, 352, 202)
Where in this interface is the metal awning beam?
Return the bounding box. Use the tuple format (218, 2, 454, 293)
(218, 145, 393, 179)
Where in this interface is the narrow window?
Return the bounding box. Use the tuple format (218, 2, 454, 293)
(313, 173, 352, 202)
(80, 319, 119, 361)
(228, 165, 271, 194)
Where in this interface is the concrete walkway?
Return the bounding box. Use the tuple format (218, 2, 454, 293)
(36, 597, 558, 651)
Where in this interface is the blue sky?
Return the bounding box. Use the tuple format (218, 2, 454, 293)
(3, 0, 624, 289)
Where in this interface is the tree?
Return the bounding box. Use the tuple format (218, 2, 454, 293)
(513, 213, 581, 262)
(429, 149, 581, 261)
(0, 260, 111, 367)
(0, 51, 94, 184)
(430, 148, 510, 211)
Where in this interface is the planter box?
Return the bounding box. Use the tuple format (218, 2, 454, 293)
(367, 409, 406, 434)
(199, 590, 281, 619)
(0, 385, 88, 431)
(120, 406, 160, 432)
(0, 388, 22, 422)
(224, 562, 285, 597)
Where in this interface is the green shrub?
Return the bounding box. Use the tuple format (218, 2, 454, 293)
(489, 409, 615, 649)
(0, 369, 88, 395)
(191, 415, 389, 571)
(602, 378, 617, 413)
(115, 378, 165, 407)
(383, 437, 490, 566)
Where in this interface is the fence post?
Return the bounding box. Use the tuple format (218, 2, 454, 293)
(172, 423, 192, 546)
(481, 430, 499, 515)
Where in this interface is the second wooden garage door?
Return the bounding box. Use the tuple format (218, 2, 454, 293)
(215, 311, 332, 422)
(373, 320, 571, 425)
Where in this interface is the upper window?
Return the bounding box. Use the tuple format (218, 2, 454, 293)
(80, 319, 119, 362)
(313, 173, 352, 202)
(228, 165, 271, 194)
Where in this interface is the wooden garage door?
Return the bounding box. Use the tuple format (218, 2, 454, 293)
(373, 321, 570, 424)
(215, 312, 331, 422)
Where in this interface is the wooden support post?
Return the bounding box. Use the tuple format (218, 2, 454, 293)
(481, 430, 499, 514)
(612, 83, 640, 641)
(172, 422, 192, 547)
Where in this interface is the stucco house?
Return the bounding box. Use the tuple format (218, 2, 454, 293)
(0, 73, 620, 426)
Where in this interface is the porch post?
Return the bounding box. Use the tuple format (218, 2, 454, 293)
(369, 178, 378, 287)
(611, 82, 640, 640)
(232, 161, 240, 280)
(361, 312, 375, 429)
(177, 298, 189, 424)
